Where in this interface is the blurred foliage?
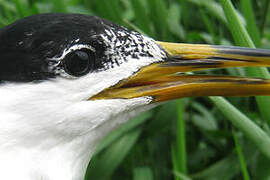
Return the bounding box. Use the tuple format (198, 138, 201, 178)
(1, 0, 270, 179)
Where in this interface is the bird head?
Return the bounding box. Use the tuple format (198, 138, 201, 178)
(1, 13, 270, 179)
(1, 13, 270, 142)
(1, 13, 270, 143)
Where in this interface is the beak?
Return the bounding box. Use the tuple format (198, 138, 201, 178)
(91, 42, 270, 102)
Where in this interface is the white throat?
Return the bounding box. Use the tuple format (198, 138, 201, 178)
(0, 81, 152, 180)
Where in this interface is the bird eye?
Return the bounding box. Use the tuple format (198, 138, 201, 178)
(63, 49, 95, 77)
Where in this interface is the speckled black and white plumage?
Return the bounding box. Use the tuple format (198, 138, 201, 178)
(0, 13, 166, 82)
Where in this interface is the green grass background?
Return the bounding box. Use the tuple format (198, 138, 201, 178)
(1, 0, 270, 179)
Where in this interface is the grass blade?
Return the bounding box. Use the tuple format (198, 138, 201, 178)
(172, 100, 187, 180)
(220, 0, 270, 127)
(176, 100, 187, 174)
(209, 96, 270, 159)
(133, 167, 153, 180)
(192, 140, 255, 179)
(130, 0, 153, 36)
(13, 0, 28, 17)
(94, 111, 152, 155)
(147, 0, 170, 40)
(168, 3, 185, 40)
(232, 131, 250, 180)
(254, 154, 270, 179)
(95, 0, 122, 25)
(178, 0, 189, 27)
(188, 0, 227, 25)
(200, 9, 217, 44)
(52, 0, 67, 12)
(240, 0, 261, 46)
(219, 0, 254, 46)
(173, 171, 192, 180)
(259, 0, 270, 35)
(172, 145, 180, 180)
(86, 127, 143, 180)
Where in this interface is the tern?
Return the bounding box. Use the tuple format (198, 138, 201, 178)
(1, 13, 270, 180)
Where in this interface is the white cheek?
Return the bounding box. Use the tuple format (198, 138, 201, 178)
(62, 97, 153, 136)
(68, 55, 163, 101)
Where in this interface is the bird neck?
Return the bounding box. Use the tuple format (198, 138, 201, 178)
(0, 82, 152, 180)
(0, 133, 96, 180)
(0, 82, 100, 180)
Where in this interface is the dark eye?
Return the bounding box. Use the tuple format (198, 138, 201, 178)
(63, 49, 95, 77)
